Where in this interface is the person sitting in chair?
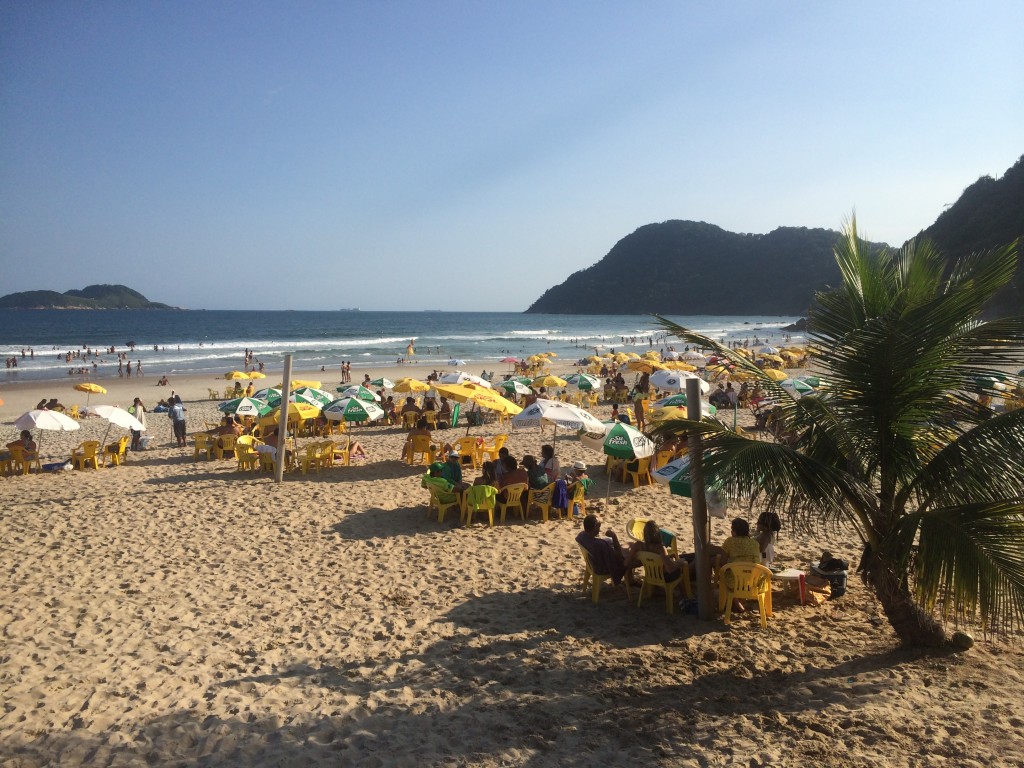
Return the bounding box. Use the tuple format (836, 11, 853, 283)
(575, 514, 629, 585)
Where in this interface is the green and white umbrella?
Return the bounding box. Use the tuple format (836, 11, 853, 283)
(780, 378, 815, 398)
(649, 394, 717, 416)
(498, 379, 533, 396)
(653, 456, 727, 518)
(252, 387, 283, 407)
(369, 377, 395, 389)
(565, 372, 600, 391)
(322, 397, 385, 424)
(290, 386, 335, 407)
(218, 396, 274, 418)
(336, 384, 382, 402)
(600, 421, 655, 460)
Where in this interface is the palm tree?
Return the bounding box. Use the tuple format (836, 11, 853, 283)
(653, 218, 1024, 646)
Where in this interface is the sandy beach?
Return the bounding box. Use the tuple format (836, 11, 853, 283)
(2, 366, 1023, 767)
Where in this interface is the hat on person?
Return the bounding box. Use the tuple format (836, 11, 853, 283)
(573, 460, 587, 471)
(447, 451, 460, 459)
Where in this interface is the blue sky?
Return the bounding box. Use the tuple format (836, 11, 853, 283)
(1, 2, 1021, 311)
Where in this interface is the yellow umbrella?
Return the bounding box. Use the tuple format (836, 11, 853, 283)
(541, 351, 557, 358)
(73, 382, 107, 405)
(257, 401, 321, 426)
(532, 374, 568, 388)
(274, 379, 322, 389)
(248, 371, 267, 379)
(625, 352, 641, 359)
(393, 378, 430, 393)
(762, 368, 788, 382)
(734, 348, 751, 357)
(225, 371, 250, 380)
(642, 350, 661, 359)
(666, 361, 698, 372)
(761, 354, 784, 364)
(435, 383, 523, 415)
(627, 360, 666, 373)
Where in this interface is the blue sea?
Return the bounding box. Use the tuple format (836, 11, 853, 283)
(0, 310, 803, 384)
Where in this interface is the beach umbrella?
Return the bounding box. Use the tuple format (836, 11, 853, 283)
(322, 396, 385, 425)
(762, 368, 788, 382)
(512, 399, 606, 446)
(600, 421, 655, 460)
(498, 379, 533, 396)
(90, 404, 145, 453)
(224, 371, 250, 380)
(252, 387, 283, 406)
(15, 408, 80, 454)
(434, 382, 523, 433)
(565, 373, 600, 392)
(626, 360, 666, 374)
(368, 377, 395, 389)
(218, 396, 273, 418)
(652, 456, 728, 518)
(439, 371, 492, 388)
(664, 361, 698, 372)
(531, 374, 568, 389)
(274, 379, 322, 390)
(780, 378, 815, 398)
(336, 385, 381, 402)
(290, 386, 335, 406)
(649, 394, 717, 417)
(248, 371, 266, 379)
(393, 378, 430, 393)
(650, 369, 710, 394)
(800, 376, 822, 388)
(680, 351, 707, 364)
(759, 346, 779, 355)
(73, 382, 107, 405)
(500, 356, 519, 364)
(761, 354, 785, 364)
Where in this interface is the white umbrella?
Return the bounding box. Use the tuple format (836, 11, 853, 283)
(337, 385, 382, 402)
(780, 378, 815, 399)
(759, 346, 779, 355)
(498, 379, 533, 396)
(680, 351, 708, 364)
(14, 408, 80, 455)
(439, 371, 492, 389)
(91, 405, 145, 451)
(649, 369, 711, 394)
(564, 373, 601, 392)
(512, 398, 606, 433)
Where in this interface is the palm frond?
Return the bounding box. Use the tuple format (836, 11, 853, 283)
(887, 500, 1024, 634)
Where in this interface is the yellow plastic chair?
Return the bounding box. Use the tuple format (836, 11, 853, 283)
(495, 410, 511, 427)
(67, 404, 81, 420)
(479, 434, 508, 463)
(423, 410, 439, 429)
(718, 562, 774, 629)
(193, 434, 214, 461)
(579, 545, 632, 604)
(455, 437, 481, 470)
(626, 518, 679, 557)
(299, 444, 322, 475)
(70, 441, 102, 470)
(587, 392, 599, 409)
(462, 484, 498, 527)
(569, 483, 587, 519)
(637, 551, 690, 614)
(208, 388, 220, 400)
(653, 450, 674, 470)
(236, 445, 259, 472)
(624, 456, 653, 488)
(428, 486, 461, 524)
(526, 482, 558, 522)
(497, 483, 528, 523)
(9, 445, 42, 475)
(328, 438, 350, 467)
(406, 435, 437, 466)
(258, 451, 277, 474)
(402, 411, 419, 430)
(0, 451, 13, 476)
(213, 433, 237, 460)
(104, 436, 130, 466)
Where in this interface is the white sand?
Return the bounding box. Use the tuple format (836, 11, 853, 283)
(2, 368, 1022, 767)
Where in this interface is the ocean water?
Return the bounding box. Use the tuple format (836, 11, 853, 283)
(0, 310, 803, 384)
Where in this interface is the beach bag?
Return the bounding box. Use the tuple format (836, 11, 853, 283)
(812, 553, 849, 598)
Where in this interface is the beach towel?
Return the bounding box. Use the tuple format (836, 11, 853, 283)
(551, 478, 569, 510)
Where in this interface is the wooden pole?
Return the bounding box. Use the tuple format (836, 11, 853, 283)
(275, 354, 292, 483)
(686, 377, 713, 620)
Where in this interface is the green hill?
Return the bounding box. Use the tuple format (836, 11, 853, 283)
(0, 284, 175, 309)
(526, 154, 1023, 316)
(525, 222, 867, 315)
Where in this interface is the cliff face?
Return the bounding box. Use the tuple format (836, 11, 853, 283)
(0, 284, 174, 309)
(526, 221, 854, 315)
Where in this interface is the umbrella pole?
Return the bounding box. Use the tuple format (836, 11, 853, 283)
(101, 424, 112, 454)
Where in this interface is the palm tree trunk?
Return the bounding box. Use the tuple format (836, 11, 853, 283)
(867, 561, 948, 647)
